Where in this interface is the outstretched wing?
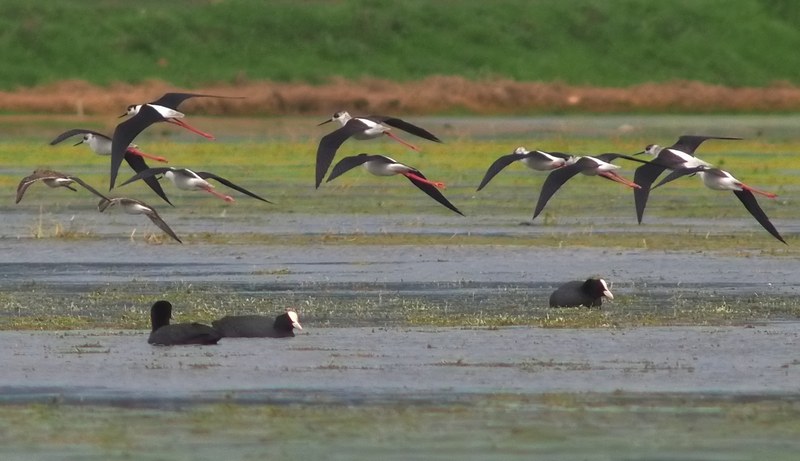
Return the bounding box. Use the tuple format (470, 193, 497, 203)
(123, 155, 173, 206)
(69, 176, 110, 201)
(532, 163, 583, 220)
(370, 116, 442, 143)
(651, 166, 706, 190)
(196, 172, 272, 203)
(732, 190, 786, 244)
(15, 172, 46, 203)
(49, 128, 108, 145)
(476, 153, 526, 191)
(110, 105, 163, 189)
(150, 92, 243, 110)
(633, 163, 668, 224)
(325, 154, 378, 183)
(118, 167, 172, 187)
(315, 121, 371, 188)
(404, 172, 464, 216)
(671, 135, 742, 155)
(594, 153, 650, 165)
(144, 208, 183, 244)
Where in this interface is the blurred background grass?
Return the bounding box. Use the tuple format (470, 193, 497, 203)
(1, 0, 799, 90)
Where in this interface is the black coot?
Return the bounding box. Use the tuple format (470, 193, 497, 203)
(212, 309, 302, 338)
(148, 300, 221, 345)
(549, 278, 614, 308)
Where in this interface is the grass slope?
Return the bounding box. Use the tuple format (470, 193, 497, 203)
(1, 0, 800, 89)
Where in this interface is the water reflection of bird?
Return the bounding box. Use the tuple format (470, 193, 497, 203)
(652, 165, 785, 244)
(212, 309, 303, 338)
(15, 169, 107, 204)
(49, 128, 173, 205)
(476, 147, 575, 191)
(148, 300, 221, 345)
(315, 111, 442, 188)
(549, 278, 614, 308)
(633, 135, 741, 223)
(326, 153, 464, 216)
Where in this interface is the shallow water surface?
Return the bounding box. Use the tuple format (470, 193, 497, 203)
(1, 325, 799, 460)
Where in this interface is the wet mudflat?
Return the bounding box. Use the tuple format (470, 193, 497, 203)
(1, 324, 799, 460)
(1, 233, 799, 460)
(3, 324, 800, 400)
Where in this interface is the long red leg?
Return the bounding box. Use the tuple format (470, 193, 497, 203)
(741, 183, 777, 198)
(126, 146, 169, 163)
(203, 186, 234, 202)
(168, 119, 216, 140)
(404, 171, 446, 189)
(384, 131, 420, 151)
(600, 171, 641, 189)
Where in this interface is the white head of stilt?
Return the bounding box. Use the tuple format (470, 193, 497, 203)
(79, 132, 112, 155)
(643, 144, 663, 157)
(331, 111, 353, 127)
(125, 104, 142, 116)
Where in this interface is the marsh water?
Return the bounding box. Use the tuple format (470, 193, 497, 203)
(1, 115, 799, 459)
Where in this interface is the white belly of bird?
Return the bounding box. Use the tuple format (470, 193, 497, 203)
(683, 156, 712, 168)
(363, 161, 407, 177)
(150, 104, 185, 119)
(522, 155, 563, 171)
(167, 171, 209, 191)
(352, 119, 387, 140)
(89, 137, 112, 155)
(122, 203, 150, 215)
(699, 171, 741, 191)
(584, 160, 619, 176)
(667, 149, 711, 168)
(43, 178, 73, 188)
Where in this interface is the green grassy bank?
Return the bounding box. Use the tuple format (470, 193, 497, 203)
(1, 0, 799, 90)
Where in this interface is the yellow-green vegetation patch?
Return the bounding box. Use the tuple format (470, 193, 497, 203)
(1, 280, 799, 331)
(1, 393, 799, 459)
(7, 136, 799, 229)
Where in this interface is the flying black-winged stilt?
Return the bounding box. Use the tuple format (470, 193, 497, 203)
(315, 111, 442, 188)
(477, 146, 575, 191)
(119, 167, 271, 204)
(110, 92, 242, 189)
(325, 153, 463, 216)
(632, 135, 741, 223)
(533, 153, 646, 221)
(50, 128, 173, 205)
(651, 165, 785, 244)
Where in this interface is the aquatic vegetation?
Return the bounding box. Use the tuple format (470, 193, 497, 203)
(1, 394, 799, 460)
(1, 283, 798, 331)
